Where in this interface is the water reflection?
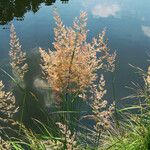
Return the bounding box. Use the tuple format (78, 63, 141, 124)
(92, 3, 120, 18)
(142, 26, 150, 38)
(0, 0, 69, 25)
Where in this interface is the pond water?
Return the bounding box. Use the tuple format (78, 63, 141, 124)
(0, 0, 150, 101)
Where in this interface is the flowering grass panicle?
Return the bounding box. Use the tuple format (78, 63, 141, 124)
(83, 75, 114, 131)
(43, 139, 63, 150)
(89, 29, 116, 72)
(56, 122, 80, 150)
(0, 138, 11, 150)
(9, 24, 28, 86)
(0, 80, 18, 122)
(92, 76, 113, 131)
(39, 11, 116, 94)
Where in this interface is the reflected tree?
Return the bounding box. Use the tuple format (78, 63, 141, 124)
(0, 0, 69, 25)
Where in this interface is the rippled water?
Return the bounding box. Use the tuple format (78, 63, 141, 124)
(0, 0, 150, 100)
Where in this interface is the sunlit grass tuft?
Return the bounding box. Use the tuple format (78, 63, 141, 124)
(1, 10, 150, 150)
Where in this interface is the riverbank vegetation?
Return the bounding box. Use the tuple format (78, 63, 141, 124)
(0, 11, 150, 150)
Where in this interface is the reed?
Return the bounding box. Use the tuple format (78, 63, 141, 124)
(1, 10, 150, 150)
(39, 11, 116, 94)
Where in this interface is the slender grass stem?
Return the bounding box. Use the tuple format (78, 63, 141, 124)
(19, 92, 27, 133)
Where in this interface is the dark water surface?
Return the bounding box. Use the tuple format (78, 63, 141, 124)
(0, 0, 150, 101)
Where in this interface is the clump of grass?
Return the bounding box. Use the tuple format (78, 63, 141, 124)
(0, 10, 117, 150)
(6, 10, 150, 150)
(1, 10, 150, 150)
(38, 11, 116, 149)
(39, 11, 116, 95)
(100, 64, 150, 150)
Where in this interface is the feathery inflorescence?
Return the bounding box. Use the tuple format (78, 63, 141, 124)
(43, 122, 80, 150)
(0, 80, 18, 123)
(90, 75, 114, 131)
(39, 11, 116, 94)
(9, 24, 28, 86)
(0, 138, 11, 150)
(43, 139, 63, 150)
(2, 13, 116, 149)
(56, 122, 80, 150)
(81, 75, 114, 132)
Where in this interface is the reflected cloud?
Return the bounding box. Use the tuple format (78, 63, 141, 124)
(82, 0, 95, 8)
(142, 26, 150, 38)
(92, 3, 120, 18)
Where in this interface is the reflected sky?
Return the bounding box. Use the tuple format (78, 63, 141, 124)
(92, 3, 120, 18)
(142, 26, 150, 38)
(0, 0, 150, 100)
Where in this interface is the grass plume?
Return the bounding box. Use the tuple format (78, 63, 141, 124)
(9, 24, 28, 88)
(39, 11, 116, 94)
